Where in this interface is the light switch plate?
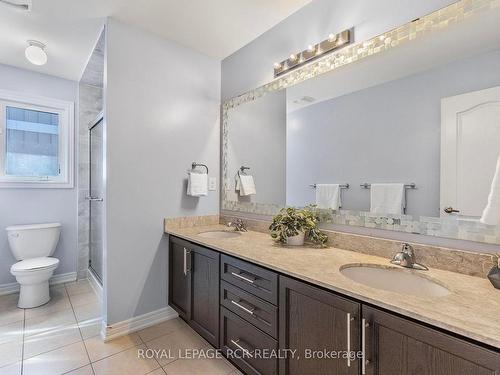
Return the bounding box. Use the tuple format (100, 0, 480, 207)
(208, 177, 217, 191)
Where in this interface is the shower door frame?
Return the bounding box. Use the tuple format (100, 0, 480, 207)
(88, 113, 104, 284)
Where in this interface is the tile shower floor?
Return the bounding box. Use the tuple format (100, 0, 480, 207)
(0, 280, 240, 375)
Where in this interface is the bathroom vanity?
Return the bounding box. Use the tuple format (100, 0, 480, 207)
(168, 3, 500, 374)
(166, 225, 500, 375)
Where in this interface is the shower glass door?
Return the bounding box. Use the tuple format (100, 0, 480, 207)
(88, 118, 104, 282)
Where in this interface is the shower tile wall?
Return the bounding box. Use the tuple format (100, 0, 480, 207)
(77, 31, 104, 279)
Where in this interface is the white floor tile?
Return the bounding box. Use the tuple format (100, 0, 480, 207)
(0, 361, 21, 375)
(23, 323, 82, 359)
(92, 344, 159, 375)
(24, 308, 77, 337)
(22, 341, 90, 375)
(0, 321, 23, 345)
(84, 333, 141, 362)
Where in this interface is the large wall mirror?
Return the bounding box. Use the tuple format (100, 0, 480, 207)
(222, 0, 500, 245)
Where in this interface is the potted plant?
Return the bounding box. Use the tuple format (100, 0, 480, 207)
(269, 206, 328, 247)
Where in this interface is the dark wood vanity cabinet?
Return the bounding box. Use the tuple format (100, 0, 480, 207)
(220, 255, 280, 375)
(168, 236, 500, 375)
(168, 236, 219, 346)
(168, 238, 191, 319)
(362, 306, 500, 375)
(279, 276, 361, 375)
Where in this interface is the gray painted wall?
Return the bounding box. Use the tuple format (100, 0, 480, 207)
(0, 63, 78, 285)
(227, 89, 286, 205)
(287, 48, 500, 216)
(221, 0, 454, 100)
(105, 18, 220, 325)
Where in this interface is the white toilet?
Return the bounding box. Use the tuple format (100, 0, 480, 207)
(6, 223, 61, 308)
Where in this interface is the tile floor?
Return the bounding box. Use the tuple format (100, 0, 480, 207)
(0, 279, 241, 375)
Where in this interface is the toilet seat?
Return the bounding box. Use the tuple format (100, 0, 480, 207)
(11, 257, 59, 274)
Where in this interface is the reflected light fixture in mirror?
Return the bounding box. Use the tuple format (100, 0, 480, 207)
(25, 40, 47, 66)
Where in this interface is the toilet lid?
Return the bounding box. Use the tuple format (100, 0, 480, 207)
(11, 257, 59, 272)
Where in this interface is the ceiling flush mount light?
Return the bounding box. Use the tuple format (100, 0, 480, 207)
(25, 40, 47, 66)
(273, 29, 352, 77)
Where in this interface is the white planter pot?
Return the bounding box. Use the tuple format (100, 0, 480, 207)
(286, 232, 305, 246)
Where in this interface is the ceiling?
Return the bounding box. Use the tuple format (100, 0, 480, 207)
(0, 0, 311, 82)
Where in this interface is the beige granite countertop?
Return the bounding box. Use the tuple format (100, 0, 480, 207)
(165, 224, 500, 349)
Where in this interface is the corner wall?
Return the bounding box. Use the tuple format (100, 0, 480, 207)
(0, 64, 78, 285)
(105, 18, 221, 325)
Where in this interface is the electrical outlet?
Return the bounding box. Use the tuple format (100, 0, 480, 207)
(208, 177, 217, 191)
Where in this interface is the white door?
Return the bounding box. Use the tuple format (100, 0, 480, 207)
(441, 86, 500, 218)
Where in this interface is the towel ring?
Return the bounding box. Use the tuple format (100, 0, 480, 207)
(191, 162, 208, 174)
(238, 166, 250, 176)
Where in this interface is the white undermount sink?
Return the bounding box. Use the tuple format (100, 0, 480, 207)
(340, 264, 450, 298)
(197, 230, 242, 239)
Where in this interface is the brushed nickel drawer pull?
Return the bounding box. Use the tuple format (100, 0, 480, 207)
(183, 248, 190, 276)
(230, 299, 255, 315)
(362, 318, 370, 374)
(230, 339, 253, 354)
(231, 271, 255, 284)
(347, 313, 354, 367)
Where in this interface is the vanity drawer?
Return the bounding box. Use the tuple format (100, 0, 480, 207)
(220, 280, 278, 339)
(220, 307, 278, 375)
(221, 254, 278, 305)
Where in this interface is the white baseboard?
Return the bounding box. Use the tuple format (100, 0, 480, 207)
(102, 306, 178, 342)
(0, 271, 77, 296)
(87, 269, 103, 302)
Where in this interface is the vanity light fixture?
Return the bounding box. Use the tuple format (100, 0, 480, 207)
(25, 40, 47, 66)
(274, 29, 352, 77)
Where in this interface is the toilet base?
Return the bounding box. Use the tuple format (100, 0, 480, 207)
(18, 280, 51, 308)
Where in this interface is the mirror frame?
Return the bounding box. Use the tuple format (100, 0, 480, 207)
(221, 0, 500, 245)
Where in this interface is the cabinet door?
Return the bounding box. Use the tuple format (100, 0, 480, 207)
(189, 245, 220, 347)
(363, 306, 500, 375)
(168, 237, 191, 320)
(279, 276, 361, 375)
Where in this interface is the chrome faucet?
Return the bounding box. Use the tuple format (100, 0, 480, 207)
(391, 243, 428, 270)
(227, 218, 247, 232)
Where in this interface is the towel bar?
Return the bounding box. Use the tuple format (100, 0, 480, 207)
(360, 183, 416, 189)
(310, 183, 349, 189)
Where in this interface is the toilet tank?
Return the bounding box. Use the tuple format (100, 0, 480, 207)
(6, 223, 61, 260)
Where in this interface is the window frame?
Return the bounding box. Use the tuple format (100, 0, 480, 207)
(0, 89, 74, 188)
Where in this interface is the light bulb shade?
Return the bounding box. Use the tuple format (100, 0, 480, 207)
(25, 41, 47, 65)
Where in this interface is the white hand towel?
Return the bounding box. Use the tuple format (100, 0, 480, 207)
(238, 174, 256, 196)
(370, 183, 405, 215)
(480, 156, 500, 225)
(187, 171, 208, 196)
(315, 184, 341, 210)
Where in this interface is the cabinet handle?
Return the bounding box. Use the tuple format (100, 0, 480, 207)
(230, 339, 253, 355)
(230, 299, 255, 315)
(183, 248, 188, 276)
(362, 318, 370, 374)
(231, 271, 255, 284)
(346, 313, 354, 367)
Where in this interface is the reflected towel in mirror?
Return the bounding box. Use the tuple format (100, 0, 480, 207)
(370, 183, 405, 215)
(235, 174, 256, 196)
(187, 171, 208, 196)
(480, 156, 500, 225)
(315, 184, 341, 210)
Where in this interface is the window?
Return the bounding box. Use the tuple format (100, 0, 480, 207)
(0, 90, 74, 188)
